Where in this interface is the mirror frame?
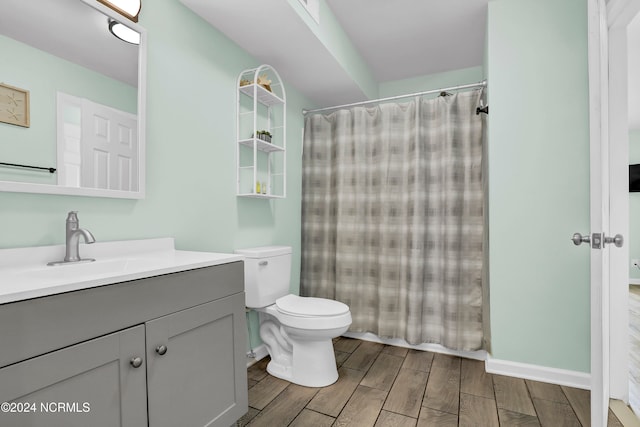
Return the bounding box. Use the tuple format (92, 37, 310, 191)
(0, 0, 147, 199)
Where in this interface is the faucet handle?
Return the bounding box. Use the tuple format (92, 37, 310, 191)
(66, 211, 80, 231)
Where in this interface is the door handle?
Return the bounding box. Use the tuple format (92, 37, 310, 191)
(572, 232, 623, 248)
(571, 233, 590, 246)
(603, 234, 624, 248)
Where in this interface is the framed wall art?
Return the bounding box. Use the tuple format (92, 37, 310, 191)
(0, 83, 30, 128)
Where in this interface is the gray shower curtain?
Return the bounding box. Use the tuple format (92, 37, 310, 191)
(300, 89, 485, 351)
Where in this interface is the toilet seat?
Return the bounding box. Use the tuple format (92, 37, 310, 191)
(275, 294, 349, 317)
(262, 294, 352, 331)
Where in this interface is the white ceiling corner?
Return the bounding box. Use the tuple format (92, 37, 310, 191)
(179, 0, 369, 108)
(325, 0, 488, 82)
(180, 0, 488, 108)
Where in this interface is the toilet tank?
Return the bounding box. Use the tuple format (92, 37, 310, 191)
(234, 246, 292, 308)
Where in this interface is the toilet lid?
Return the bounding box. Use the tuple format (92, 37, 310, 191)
(275, 294, 350, 317)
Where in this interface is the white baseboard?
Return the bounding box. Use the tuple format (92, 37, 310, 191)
(246, 344, 269, 367)
(247, 333, 590, 391)
(485, 356, 591, 390)
(342, 331, 487, 361)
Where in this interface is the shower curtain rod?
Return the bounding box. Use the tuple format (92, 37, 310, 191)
(302, 80, 487, 115)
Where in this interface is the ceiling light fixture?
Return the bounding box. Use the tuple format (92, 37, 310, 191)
(108, 19, 140, 45)
(98, 0, 141, 22)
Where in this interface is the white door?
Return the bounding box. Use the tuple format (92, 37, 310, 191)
(81, 98, 138, 191)
(590, 0, 640, 425)
(587, 2, 611, 426)
(608, 0, 640, 416)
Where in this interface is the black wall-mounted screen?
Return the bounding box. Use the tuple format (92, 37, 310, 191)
(630, 164, 640, 192)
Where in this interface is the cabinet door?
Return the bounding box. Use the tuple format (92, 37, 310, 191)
(146, 293, 248, 427)
(0, 325, 147, 427)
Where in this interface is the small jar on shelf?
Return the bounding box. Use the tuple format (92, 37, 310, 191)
(252, 130, 272, 143)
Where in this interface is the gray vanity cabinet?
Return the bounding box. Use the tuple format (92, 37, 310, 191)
(0, 262, 248, 427)
(146, 293, 247, 427)
(0, 325, 148, 427)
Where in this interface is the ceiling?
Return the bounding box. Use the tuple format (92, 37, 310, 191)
(0, 0, 138, 87)
(325, 0, 487, 82)
(180, 0, 640, 130)
(179, 0, 488, 108)
(9, 1, 637, 130)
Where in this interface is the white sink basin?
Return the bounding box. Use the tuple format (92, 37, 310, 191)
(0, 238, 243, 304)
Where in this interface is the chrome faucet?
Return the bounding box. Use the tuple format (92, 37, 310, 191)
(48, 211, 96, 266)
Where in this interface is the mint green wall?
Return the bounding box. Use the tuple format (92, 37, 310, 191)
(287, 0, 378, 100)
(0, 35, 136, 185)
(378, 66, 484, 98)
(0, 0, 312, 352)
(488, 0, 590, 372)
(630, 131, 640, 280)
(1, 0, 595, 370)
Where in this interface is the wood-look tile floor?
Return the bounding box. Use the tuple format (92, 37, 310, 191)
(239, 337, 624, 427)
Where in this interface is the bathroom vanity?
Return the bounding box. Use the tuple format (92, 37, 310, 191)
(0, 238, 247, 427)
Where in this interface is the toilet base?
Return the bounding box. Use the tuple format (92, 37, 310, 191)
(258, 310, 347, 388)
(266, 337, 338, 387)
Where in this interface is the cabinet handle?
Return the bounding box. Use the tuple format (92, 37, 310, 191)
(155, 345, 168, 356)
(130, 357, 143, 368)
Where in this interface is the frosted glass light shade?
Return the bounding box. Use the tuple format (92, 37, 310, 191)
(98, 0, 141, 22)
(108, 20, 140, 45)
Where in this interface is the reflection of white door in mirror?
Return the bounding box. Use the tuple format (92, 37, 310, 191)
(0, 0, 146, 199)
(57, 93, 138, 192)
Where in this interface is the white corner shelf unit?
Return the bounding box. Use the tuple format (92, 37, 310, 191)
(236, 65, 286, 199)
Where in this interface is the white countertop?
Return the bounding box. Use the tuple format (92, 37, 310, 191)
(0, 238, 243, 304)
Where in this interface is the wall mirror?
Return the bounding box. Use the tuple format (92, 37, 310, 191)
(0, 0, 146, 199)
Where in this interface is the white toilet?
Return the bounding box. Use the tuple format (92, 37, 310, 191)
(235, 246, 352, 387)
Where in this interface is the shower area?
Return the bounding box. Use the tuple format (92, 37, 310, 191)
(300, 83, 488, 354)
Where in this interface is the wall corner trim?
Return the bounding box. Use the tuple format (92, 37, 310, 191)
(485, 356, 591, 390)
